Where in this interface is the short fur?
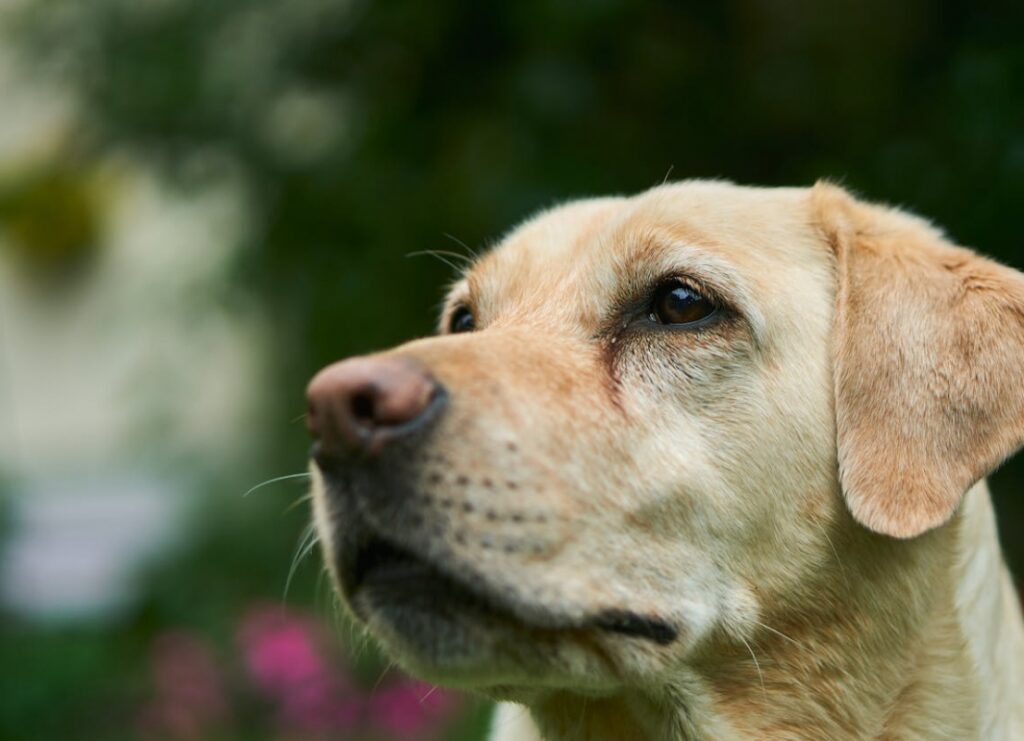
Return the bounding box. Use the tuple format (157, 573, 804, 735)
(309, 181, 1024, 740)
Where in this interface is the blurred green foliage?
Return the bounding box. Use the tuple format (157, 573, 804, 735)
(1, 0, 1022, 738)
(13, 0, 1024, 395)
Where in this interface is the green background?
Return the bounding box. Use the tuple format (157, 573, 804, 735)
(0, 1, 1021, 739)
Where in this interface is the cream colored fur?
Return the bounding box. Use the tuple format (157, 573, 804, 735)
(310, 181, 1024, 740)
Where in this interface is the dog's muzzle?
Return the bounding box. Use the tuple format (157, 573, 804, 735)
(306, 353, 678, 650)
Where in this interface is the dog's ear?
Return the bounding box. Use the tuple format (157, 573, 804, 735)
(812, 182, 1024, 538)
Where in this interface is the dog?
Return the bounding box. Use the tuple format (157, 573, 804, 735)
(305, 181, 1024, 740)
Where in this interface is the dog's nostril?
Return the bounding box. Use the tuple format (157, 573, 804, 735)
(305, 355, 445, 457)
(351, 391, 375, 421)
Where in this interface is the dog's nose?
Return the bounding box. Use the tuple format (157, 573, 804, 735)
(306, 356, 445, 459)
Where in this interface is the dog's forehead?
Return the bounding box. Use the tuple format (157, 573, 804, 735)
(469, 197, 627, 297)
(465, 182, 826, 331)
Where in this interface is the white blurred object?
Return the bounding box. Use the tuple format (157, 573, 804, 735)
(0, 474, 181, 619)
(0, 16, 269, 620)
(0, 166, 265, 477)
(0, 166, 265, 618)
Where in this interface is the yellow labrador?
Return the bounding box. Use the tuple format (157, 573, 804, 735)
(305, 181, 1024, 740)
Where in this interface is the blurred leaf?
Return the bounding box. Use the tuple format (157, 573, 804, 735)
(0, 165, 103, 282)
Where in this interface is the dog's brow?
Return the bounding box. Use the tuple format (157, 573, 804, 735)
(436, 279, 471, 329)
(443, 279, 471, 307)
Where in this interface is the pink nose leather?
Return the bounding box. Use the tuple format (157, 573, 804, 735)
(306, 356, 442, 458)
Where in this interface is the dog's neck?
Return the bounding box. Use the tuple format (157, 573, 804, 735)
(507, 482, 1023, 741)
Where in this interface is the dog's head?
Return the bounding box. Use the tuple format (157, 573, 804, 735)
(306, 181, 1024, 696)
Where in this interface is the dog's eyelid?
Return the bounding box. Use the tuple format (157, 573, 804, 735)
(439, 280, 474, 333)
(658, 266, 766, 344)
(442, 278, 472, 307)
(440, 302, 476, 334)
(602, 268, 764, 349)
(648, 275, 723, 326)
(657, 273, 722, 306)
(628, 270, 733, 323)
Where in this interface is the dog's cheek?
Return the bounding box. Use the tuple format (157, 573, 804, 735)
(610, 336, 838, 630)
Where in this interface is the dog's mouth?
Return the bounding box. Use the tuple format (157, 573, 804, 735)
(349, 537, 495, 612)
(341, 533, 678, 647)
(351, 537, 424, 590)
(344, 535, 539, 628)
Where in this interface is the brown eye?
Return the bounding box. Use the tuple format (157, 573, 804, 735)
(448, 306, 475, 333)
(650, 280, 717, 326)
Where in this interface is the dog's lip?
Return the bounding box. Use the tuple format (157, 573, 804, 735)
(348, 537, 466, 602)
(342, 534, 538, 625)
(340, 533, 679, 646)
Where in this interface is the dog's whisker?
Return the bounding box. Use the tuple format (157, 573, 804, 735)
(414, 248, 473, 263)
(818, 527, 851, 591)
(370, 661, 397, 695)
(442, 232, 481, 260)
(318, 567, 349, 638)
(406, 250, 469, 274)
(749, 618, 805, 649)
(750, 618, 859, 686)
(284, 492, 314, 514)
(739, 635, 767, 701)
(313, 566, 329, 615)
(286, 523, 318, 569)
(351, 622, 372, 663)
(282, 523, 320, 602)
(242, 472, 311, 498)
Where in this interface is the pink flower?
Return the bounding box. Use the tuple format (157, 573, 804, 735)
(137, 607, 468, 739)
(137, 631, 230, 739)
(236, 604, 465, 738)
(237, 605, 358, 734)
(238, 606, 335, 694)
(370, 679, 463, 738)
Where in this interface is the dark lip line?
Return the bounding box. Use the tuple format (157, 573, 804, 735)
(591, 609, 678, 646)
(341, 529, 678, 646)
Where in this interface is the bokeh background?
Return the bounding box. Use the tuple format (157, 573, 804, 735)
(0, 1, 1021, 739)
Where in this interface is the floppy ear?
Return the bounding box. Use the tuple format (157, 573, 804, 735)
(812, 182, 1024, 538)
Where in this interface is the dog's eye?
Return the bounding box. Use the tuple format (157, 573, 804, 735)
(448, 306, 475, 333)
(650, 280, 717, 325)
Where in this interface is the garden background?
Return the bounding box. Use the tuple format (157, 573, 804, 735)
(0, 1, 1021, 739)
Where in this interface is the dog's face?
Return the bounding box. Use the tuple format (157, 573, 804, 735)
(307, 181, 1024, 697)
